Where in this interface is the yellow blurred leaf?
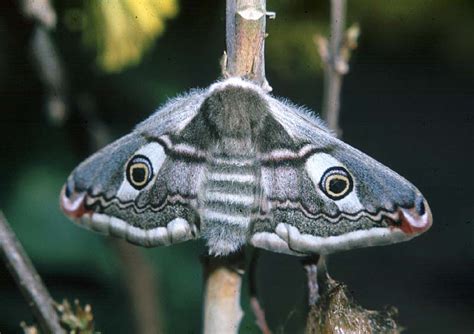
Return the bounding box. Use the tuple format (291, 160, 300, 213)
(81, 0, 178, 73)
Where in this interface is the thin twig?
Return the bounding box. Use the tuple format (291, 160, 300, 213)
(302, 257, 319, 307)
(320, 0, 346, 135)
(320, 0, 355, 136)
(302, 255, 329, 307)
(21, 0, 69, 125)
(30, 26, 68, 125)
(0, 211, 65, 334)
(20, 0, 57, 29)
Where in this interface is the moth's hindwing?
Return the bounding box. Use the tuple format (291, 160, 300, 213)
(61, 78, 432, 255)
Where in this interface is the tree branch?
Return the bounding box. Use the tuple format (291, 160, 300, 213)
(20, 0, 56, 28)
(304, 262, 318, 307)
(0, 211, 65, 334)
(225, 0, 271, 90)
(202, 1, 271, 333)
(22, 0, 68, 125)
(202, 252, 245, 334)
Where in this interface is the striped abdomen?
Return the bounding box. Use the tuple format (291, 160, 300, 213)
(199, 150, 260, 255)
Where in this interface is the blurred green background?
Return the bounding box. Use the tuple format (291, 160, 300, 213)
(0, 0, 473, 333)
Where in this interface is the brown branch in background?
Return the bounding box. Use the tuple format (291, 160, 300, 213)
(249, 251, 272, 334)
(0, 211, 65, 334)
(319, 0, 346, 136)
(20, 0, 56, 28)
(21, 0, 69, 125)
(203, 1, 272, 333)
(30, 26, 69, 125)
(22, 2, 163, 333)
(317, 0, 359, 136)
